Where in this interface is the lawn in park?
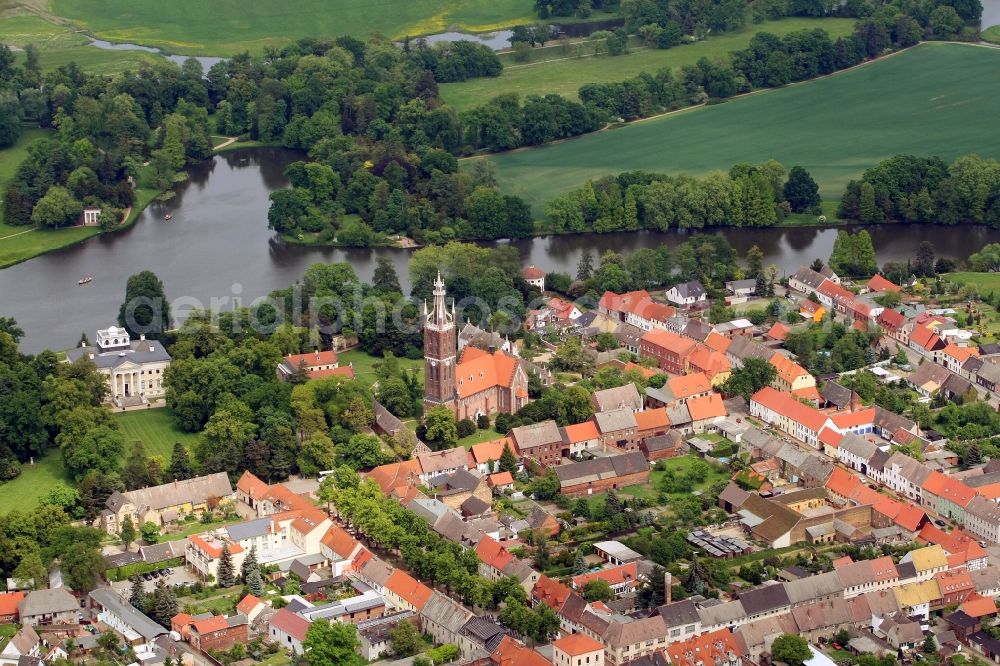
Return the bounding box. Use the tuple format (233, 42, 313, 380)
(0, 449, 72, 513)
(114, 408, 201, 461)
(338, 349, 423, 389)
(50, 0, 535, 55)
(441, 17, 857, 110)
(478, 43, 1000, 212)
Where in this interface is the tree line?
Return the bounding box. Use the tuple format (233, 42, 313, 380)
(838, 153, 1000, 227)
(545, 161, 820, 234)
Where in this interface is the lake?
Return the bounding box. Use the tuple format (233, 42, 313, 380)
(3, 148, 998, 353)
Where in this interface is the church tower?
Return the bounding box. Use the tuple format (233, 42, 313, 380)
(424, 273, 456, 408)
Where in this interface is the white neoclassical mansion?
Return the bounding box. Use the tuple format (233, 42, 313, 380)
(65, 326, 172, 406)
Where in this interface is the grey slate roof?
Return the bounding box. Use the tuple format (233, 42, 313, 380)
(594, 407, 638, 433)
(65, 338, 171, 369)
(683, 319, 714, 342)
(90, 588, 167, 641)
(839, 434, 879, 462)
(977, 360, 1000, 384)
(106, 472, 233, 513)
(420, 591, 473, 634)
(511, 420, 562, 450)
(19, 588, 77, 617)
(373, 401, 404, 435)
(674, 281, 706, 300)
(821, 381, 854, 409)
(656, 599, 701, 627)
(554, 452, 648, 486)
(226, 517, 273, 541)
(593, 384, 642, 412)
(737, 583, 791, 616)
(665, 404, 691, 426)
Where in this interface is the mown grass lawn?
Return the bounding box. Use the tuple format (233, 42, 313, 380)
(51, 0, 535, 55)
(113, 408, 200, 460)
(441, 17, 856, 110)
(0, 449, 73, 513)
(458, 426, 504, 449)
(338, 349, 423, 389)
(481, 43, 1000, 211)
(944, 272, 1000, 298)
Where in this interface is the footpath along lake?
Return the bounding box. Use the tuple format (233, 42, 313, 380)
(3, 148, 999, 353)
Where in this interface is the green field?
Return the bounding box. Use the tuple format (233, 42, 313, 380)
(945, 272, 1000, 298)
(0, 449, 71, 513)
(0, 13, 165, 73)
(338, 349, 423, 388)
(479, 43, 1000, 211)
(441, 18, 857, 110)
(114, 408, 200, 460)
(983, 25, 1000, 44)
(50, 0, 534, 56)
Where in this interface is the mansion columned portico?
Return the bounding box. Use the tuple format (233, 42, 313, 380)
(65, 326, 172, 407)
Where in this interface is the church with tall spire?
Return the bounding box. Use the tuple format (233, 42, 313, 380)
(423, 273, 530, 420)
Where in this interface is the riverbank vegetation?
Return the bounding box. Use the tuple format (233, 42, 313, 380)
(543, 160, 820, 233)
(485, 43, 1000, 210)
(838, 153, 1000, 227)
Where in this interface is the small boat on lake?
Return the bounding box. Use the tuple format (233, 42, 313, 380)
(78, 276, 93, 285)
(164, 214, 173, 220)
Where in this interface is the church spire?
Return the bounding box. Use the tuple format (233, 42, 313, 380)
(428, 271, 453, 329)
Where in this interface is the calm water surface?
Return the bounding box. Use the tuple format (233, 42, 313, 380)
(3, 148, 998, 353)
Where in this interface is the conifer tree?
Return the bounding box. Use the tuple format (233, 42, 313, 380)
(120, 516, 136, 549)
(499, 443, 518, 475)
(573, 551, 587, 575)
(167, 442, 193, 481)
(246, 566, 264, 597)
(129, 575, 145, 609)
(241, 545, 259, 582)
(152, 578, 177, 627)
(217, 544, 235, 588)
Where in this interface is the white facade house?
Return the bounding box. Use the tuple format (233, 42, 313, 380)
(64, 326, 171, 406)
(665, 281, 707, 307)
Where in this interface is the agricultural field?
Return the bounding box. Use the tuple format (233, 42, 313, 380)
(441, 17, 857, 110)
(478, 43, 1000, 212)
(944, 272, 1000, 298)
(0, 13, 164, 73)
(114, 408, 201, 460)
(49, 0, 535, 56)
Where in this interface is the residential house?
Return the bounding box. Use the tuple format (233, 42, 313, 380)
(521, 265, 545, 290)
(572, 563, 639, 596)
(511, 420, 564, 467)
(0, 625, 38, 666)
(923, 472, 976, 523)
(419, 592, 477, 660)
(899, 544, 949, 582)
(726, 279, 757, 298)
(750, 387, 832, 449)
(640, 330, 696, 374)
(867, 274, 901, 294)
(641, 432, 685, 461)
(687, 393, 728, 433)
(603, 615, 670, 665)
(635, 408, 670, 442)
(593, 409, 639, 450)
(469, 438, 520, 476)
(268, 608, 309, 655)
(553, 634, 605, 666)
(645, 373, 712, 409)
(416, 447, 470, 484)
(276, 350, 353, 382)
(100, 472, 234, 534)
(665, 628, 742, 666)
(0, 593, 24, 624)
(965, 496, 1000, 544)
(789, 267, 828, 295)
(592, 384, 643, 413)
(666, 281, 707, 308)
(554, 452, 650, 496)
(89, 588, 167, 651)
(770, 353, 816, 393)
(560, 422, 602, 457)
(236, 595, 267, 624)
(18, 588, 78, 628)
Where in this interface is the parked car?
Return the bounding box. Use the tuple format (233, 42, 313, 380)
(934, 519, 946, 527)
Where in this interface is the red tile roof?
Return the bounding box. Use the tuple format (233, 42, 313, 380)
(910, 325, 944, 351)
(475, 536, 514, 571)
(572, 562, 638, 590)
(532, 575, 571, 611)
(522, 265, 545, 280)
(562, 421, 600, 443)
(923, 472, 976, 508)
(818, 427, 844, 449)
(689, 346, 731, 379)
(918, 524, 988, 563)
(553, 634, 604, 656)
(309, 366, 355, 380)
(878, 308, 905, 330)
(830, 408, 876, 430)
(770, 352, 812, 386)
(751, 387, 829, 432)
(237, 470, 269, 498)
(868, 274, 902, 294)
(270, 608, 310, 641)
(236, 594, 263, 616)
(366, 460, 421, 495)
(192, 615, 229, 634)
(642, 329, 697, 357)
(635, 408, 670, 432)
(962, 594, 998, 618)
(386, 570, 433, 610)
(668, 372, 711, 400)
(666, 628, 742, 666)
(284, 350, 338, 368)
(0, 592, 24, 618)
(321, 524, 360, 560)
(704, 331, 732, 353)
(189, 535, 243, 559)
(470, 437, 518, 465)
(687, 393, 727, 421)
(487, 472, 514, 487)
(455, 348, 520, 399)
(491, 636, 551, 666)
(766, 322, 790, 341)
